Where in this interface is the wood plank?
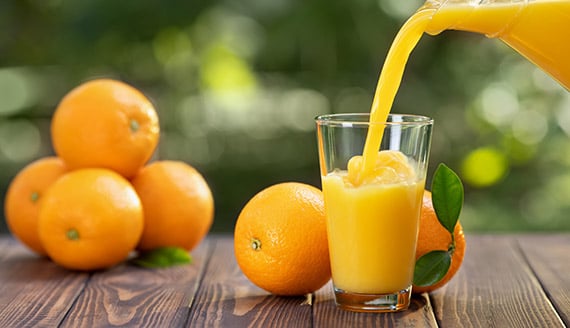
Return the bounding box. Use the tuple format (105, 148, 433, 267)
(313, 281, 438, 327)
(2, 234, 569, 328)
(187, 236, 313, 327)
(58, 238, 212, 327)
(429, 235, 565, 328)
(517, 234, 570, 326)
(0, 236, 89, 328)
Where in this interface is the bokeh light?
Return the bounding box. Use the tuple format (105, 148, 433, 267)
(0, 0, 569, 233)
(461, 147, 508, 188)
(0, 120, 41, 162)
(0, 69, 37, 116)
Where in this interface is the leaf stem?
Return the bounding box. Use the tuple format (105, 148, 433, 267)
(448, 231, 456, 255)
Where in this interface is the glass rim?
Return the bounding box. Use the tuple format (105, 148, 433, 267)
(315, 113, 434, 127)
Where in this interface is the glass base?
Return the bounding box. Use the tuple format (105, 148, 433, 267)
(333, 285, 412, 313)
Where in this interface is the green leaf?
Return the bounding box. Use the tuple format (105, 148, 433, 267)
(131, 247, 192, 268)
(413, 250, 452, 287)
(431, 163, 464, 234)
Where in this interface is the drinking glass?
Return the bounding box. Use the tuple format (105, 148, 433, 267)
(315, 113, 433, 312)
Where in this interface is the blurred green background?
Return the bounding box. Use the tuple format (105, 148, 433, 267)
(1, 0, 569, 235)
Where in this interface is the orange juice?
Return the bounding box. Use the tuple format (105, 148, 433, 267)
(361, 0, 570, 176)
(322, 172, 424, 293)
(319, 0, 568, 311)
(360, 9, 434, 184)
(321, 150, 425, 294)
(319, 10, 434, 301)
(424, 0, 570, 91)
(316, 113, 432, 311)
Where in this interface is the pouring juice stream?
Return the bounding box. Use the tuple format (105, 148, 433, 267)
(358, 0, 570, 183)
(357, 9, 435, 185)
(323, 0, 569, 298)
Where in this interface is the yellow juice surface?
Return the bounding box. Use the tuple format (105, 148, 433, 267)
(425, 0, 570, 91)
(323, 151, 424, 294)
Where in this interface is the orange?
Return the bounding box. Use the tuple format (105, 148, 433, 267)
(413, 190, 466, 294)
(38, 168, 144, 271)
(131, 160, 214, 252)
(4, 157, 67, 255)
(51, 79, 160, 178)
(234, 182, 331, 296)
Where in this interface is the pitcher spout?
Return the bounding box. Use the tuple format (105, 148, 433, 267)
(417, 0, 569, 90)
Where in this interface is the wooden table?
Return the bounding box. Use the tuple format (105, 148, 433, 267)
(0, 234, 568, 327)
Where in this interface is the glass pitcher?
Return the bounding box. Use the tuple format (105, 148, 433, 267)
(418, 0, 570, 90)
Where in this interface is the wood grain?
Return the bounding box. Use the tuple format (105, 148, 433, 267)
(187, 237, 313, 328)
(1, 234, 569, 327)
(429, 235, 565, 328)
(58, 238, 212, 327)
(0, 238, 89, 328)
(517, 234, 570, 326)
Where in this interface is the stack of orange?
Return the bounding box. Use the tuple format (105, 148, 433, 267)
(4, 79, 214, 271)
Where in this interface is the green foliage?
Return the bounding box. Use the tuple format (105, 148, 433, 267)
(432, 163, 464, 234)
(131, 247, 192, 269)
(414, 250, 451, 287)
(414, 163, 463, 287)
(0, 0, 569, 233)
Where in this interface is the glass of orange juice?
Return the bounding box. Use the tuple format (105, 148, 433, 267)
(315, 113, 433, 312)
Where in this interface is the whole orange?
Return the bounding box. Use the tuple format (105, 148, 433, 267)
(131, 160, 214, 252)
(234, 182, 331, 296)
(51, 79, 159, 178)
(413, 190, 466, 294)
(38, 168, 144, 271)
(4, 157, 67, 255)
